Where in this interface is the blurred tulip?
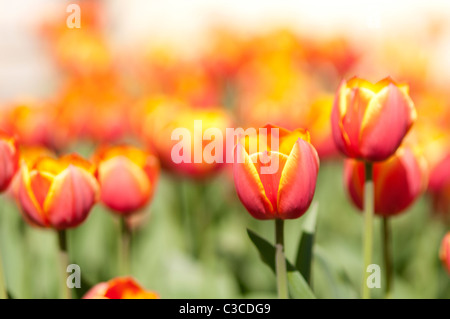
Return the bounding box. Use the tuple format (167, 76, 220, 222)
(233, 124, 319, 220)
(144, 103, 232, 178)
(83, 277, 159, 299)
(331, 77, 416, 162)
(15, 154, 99, 229)
(344, 147, 427, 216)
(440, 232, 450, 275)
(0, 131, 19, 192)
(93, 145, 159, 215)
(428, 153, 450, 217)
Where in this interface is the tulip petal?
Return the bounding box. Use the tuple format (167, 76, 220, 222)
(44, 165, 99, 229)
(250, 151, 288, 215)
(343, 159, 365, 211)
(277, 139, 319, 219)
(360, 84, 416, 161)
(16, 165, 49, 227)
(233, 144, 273, 219)
(331, 81, 374, 158)
(99, 156, 152, 214)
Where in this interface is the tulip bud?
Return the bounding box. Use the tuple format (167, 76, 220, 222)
(0, 131, 19, 192)
(93, 145, 159, 215)
(15, 154, 99, 229)
(83, 276, 159, 299)
(331, 77, 416, 161)
(344, 147, 426, 216)
(440, 232, 450, 275)
(233, 124, 319, 220)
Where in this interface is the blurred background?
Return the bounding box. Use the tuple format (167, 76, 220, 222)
(0, 0, 449, 298)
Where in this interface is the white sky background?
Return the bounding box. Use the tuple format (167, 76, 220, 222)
(1, 0, 450, 102)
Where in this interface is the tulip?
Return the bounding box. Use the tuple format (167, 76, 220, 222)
(345, 146, 426, 297)
(83, 277, 159, 299)
(428, 153, 450, 218)
(93, 145, 160, 215)
(332, 77, 417, 298)
(344, 147, 426, 216)
(331, 77, 416, 162)
(233, 124, 319, 299)
(0, 131, 19, 192)
(233, 124, 319, 220)
(15, 153, 99, 230)
(440, 233, 450, 275)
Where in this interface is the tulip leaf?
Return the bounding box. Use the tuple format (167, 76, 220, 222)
(295, 202, 318, 285)
(247, 229, 316, 299)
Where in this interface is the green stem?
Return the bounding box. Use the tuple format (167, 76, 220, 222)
(57, 230, 71, 299)
(119, 217, 131, 276)
(382, 217, 393, 298)
(275, 219, 288, 299)
(362, 161, 374, 299)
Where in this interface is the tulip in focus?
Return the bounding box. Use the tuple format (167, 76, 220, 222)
(83, 277, 159, 299)
(331, 77, 416, 162)
(233, 124, 319, 220)
(440, 233, 450, 275)
(93, 145, 160, 215)
(344, 147, 426, 216)
(0, 131, 19, 192)
(15, 154, 99, 229)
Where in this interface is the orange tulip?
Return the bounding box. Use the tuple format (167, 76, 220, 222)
(440, 232, 450, 275)
(344, 147, 426, 216)
(15, 154, 99, 229)
(93, 145, 159, 215)
(83, 277, 159, 299)
(0, 131, 19, 192)
(233, 125, 319, 220)
(142, 102, 232, 178)
(331, 77, 416, 161)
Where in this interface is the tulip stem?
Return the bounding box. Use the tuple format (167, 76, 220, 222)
(275, 219, 288, 299)
(382, 217, 393, 298)
(119, 217, 131, 276)
(57, 230, 71, 299)
(362, 161, 374, 299)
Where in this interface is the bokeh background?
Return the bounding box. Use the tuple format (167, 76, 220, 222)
(0, 0, 449, 298)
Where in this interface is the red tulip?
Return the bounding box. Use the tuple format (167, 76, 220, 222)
(344, 147, 426, 216)
(15, 154, 99, 229)
(331, 77, 416, 161)
(233, 124, 319, 220)
(93, 145, 159, 215)
(440, 232, 450, 275)
(0, 131, 19, 192)
(428, 153, 450, 217)
(83, 277, 159, 299)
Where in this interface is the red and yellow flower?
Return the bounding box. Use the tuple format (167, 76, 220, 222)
(93, 145, 160, 215)
(344, 147, 427, 216)
(83, 277, 159, 299)
(15, 154, 99, 229)
(331, 77, 416, 161)
(0, 131, 19, 192)
(233, 124, 319, 220)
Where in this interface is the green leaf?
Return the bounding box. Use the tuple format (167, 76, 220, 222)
(295, 202, 318, 284)
(247, 229, 316, 299)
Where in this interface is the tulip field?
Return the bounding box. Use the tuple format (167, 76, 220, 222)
(0, 1, 449, 300)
